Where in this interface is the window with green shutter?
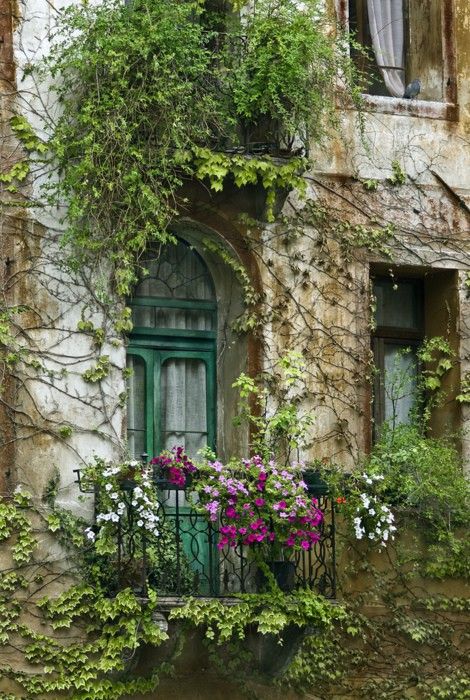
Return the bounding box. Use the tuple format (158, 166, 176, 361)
(127, 239, 217, 459)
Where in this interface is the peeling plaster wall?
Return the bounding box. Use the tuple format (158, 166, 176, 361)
(2, 0, 127, 511)
(0, 0, 468, 694)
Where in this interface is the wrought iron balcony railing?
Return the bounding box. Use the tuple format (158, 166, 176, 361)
(75, 465, 336, 599)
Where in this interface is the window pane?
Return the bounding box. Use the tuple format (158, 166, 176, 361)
(127, 355, 146, 458)
(349, 0, 444, 101)
(374, 279, 421, 330)
(160, 358, 208, 459)
(383, 344, 418, 427)
(132, 306, 214, 331)
(133, 240, 215, 302)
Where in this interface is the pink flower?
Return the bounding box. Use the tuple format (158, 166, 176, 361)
(255, 498, 265, 507)
(250, 518, 263, 530)
(301, 540, 311, 550)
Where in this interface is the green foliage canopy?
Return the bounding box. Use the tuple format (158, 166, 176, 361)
(38, 0, 363, 294)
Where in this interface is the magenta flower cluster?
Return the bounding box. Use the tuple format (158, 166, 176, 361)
(195, 455, 323, 552)
(150, 446, 196, 487)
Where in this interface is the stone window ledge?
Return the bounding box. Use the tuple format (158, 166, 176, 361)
(358, 94, 458, 121)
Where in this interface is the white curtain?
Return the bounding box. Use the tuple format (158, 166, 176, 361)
(161, 358, 207, 458)
(161, 358, 207, 508)
(367, 0, 406, 98)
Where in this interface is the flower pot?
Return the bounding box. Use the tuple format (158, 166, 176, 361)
(256, 560, 296, 593)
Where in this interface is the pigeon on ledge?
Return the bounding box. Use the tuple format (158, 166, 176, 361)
(403, 79, 421, 99)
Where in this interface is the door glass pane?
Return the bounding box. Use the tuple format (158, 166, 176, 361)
(383, 344, 418, 427)
(133, 241, 215, 301)
(127, 355, 146, 458)
(160, 358, 208, 459)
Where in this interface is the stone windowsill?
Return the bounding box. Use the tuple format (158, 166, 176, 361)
(359, 94, 458, 121)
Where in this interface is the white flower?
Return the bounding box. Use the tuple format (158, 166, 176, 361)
(105, 483, 113, 492)
(368, 532, 375, 539)
(110, 513, 119, 522)
(85, 528, 95, 541)
(110, 492, 118, 500)
(137, 519, 143, 527)
(369, 508, 376, 516)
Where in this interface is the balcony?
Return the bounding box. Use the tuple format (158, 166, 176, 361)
(75, 465, 336, 601)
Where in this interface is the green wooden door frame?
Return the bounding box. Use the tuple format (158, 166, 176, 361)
(127, 341, 218, 595)
(127, 344, 216, 458)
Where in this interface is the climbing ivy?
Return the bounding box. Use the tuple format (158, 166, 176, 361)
(0, 0, 468, 698)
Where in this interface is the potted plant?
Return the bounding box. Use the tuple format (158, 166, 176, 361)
(81, 458, 160, 559)
(150, 446, 197, 488)
(192, 454, 323, 591)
